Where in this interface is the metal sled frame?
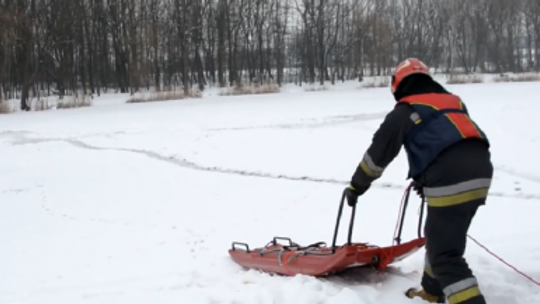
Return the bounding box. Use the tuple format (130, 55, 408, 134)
(228, 184, 426, 277)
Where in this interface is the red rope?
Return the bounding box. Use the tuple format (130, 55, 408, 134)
(467, 234, 540, 287)
(383, 184, 540, 289)
(380, 183, 539, 289)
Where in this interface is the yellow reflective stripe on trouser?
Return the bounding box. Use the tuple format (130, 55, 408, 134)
(423, 253, 434, 277)
(360, 152, 384, 178)
(444, 277, 482, 304)
(424, 178, 491, 207)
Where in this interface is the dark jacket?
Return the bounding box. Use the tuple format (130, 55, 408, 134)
(351, 75, 492, 206)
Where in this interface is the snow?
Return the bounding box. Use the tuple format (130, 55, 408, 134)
(1, 81, 540, 304)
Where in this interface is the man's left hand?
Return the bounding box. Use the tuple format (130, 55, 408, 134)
(344, 184, 370, 207)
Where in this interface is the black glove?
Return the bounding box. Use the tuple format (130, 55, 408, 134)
(412, 181, 424, 199)
(344, 184, 370, 207)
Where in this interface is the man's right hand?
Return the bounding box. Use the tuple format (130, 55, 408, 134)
(412, 181, 424, 199)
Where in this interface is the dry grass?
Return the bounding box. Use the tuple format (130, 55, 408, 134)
(33, 98, 53, 111)
(360, 77, 390, 88)
(0, 100, 15, 114)
(493, 73, 540, 83)
(57, 94, 92, 109)
(446, 74, 484, 84)
(218, 83, 280, 96)
(126, 90, 202, 103)
(304, 84, 329, 92)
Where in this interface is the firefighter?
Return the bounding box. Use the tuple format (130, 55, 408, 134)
(344, 58, 493, 304)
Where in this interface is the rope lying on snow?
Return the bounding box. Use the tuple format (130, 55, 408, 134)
(466, 234, 540, 287)
(385, 184, 540, 288)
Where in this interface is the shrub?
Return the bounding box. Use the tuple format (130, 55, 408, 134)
(493, 73, 540, 83)
(33, 98, 52, 111)
(218, 82, 280, 96)
(304, 84, 329, 92)
(360, 77, 389, 88)
(446, 74, 484, 84)
(126, 90, 202, 103)
(57, 94, 92, 109)
(0, 99, 14, 114)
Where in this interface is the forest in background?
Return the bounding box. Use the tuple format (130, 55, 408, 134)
(0, 0, 539, 109)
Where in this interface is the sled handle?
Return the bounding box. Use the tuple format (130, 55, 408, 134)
(330, 189, 356, 253)
(394, 181, 426, 245)
(331, 183, 425, 253)
(417, 196, 426, 239)
(231, 242, 250, 252)
(394, 183, 411, 244)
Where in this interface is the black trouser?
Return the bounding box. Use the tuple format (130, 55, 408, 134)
(416, 140, 492, 303)
(421, 200, 486, 304)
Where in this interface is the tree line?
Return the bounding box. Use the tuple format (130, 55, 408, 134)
(0, 0, 539, 109)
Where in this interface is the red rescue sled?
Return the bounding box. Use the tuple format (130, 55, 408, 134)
(229, 183, 426, 277)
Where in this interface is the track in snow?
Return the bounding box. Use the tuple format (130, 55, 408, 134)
(2, 131, 539, 201)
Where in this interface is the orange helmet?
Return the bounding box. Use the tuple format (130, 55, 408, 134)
(391, 58, 431, 94)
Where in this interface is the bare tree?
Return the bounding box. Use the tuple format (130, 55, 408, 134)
(0, 0, 536, 102)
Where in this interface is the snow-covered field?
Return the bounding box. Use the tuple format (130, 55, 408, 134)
(1, 81, 539, 304)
